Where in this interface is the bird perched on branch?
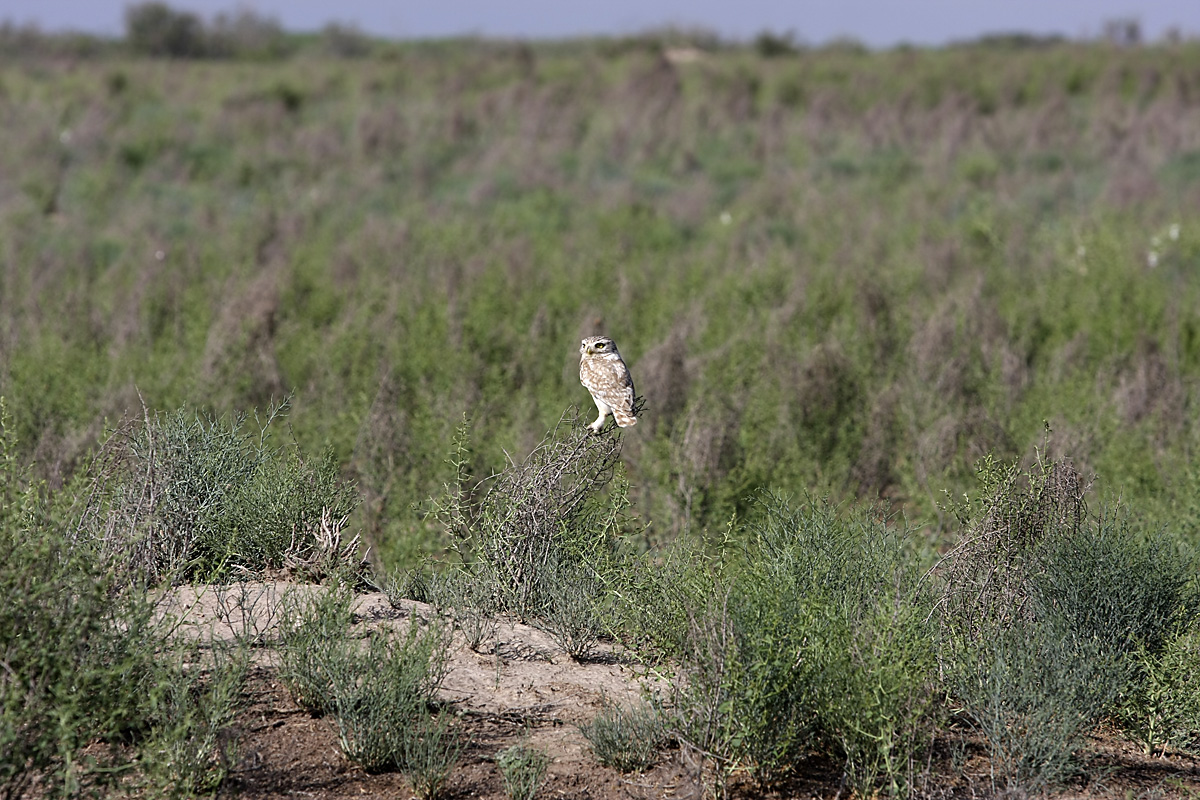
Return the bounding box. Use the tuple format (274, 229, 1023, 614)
(579, 335, 638, 433)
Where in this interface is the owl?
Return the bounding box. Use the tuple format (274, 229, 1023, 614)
(579, 335, 638, 433)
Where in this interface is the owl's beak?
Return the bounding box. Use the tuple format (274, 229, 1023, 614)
(584, 344, 593, 355)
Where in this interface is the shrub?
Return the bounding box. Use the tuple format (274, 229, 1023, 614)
(399, 712, 463, 800)
(276, 582, 358, 715)
(206, 9, 291, 59)
(430, 407, 638, 620)
(496, 744, 550, 800)
(138, 643, 248, 796)
(672, 493, 937, 795)
(77, 400, 363, 584)
(937, 454, 1089, 646)
(125, 2, 206, 57)
(533, 556, 606, 659)
(277, 581, 456, 780)
(328, 621, 453, 772)
(1116, 628, 1200, 756)
(579, 699, 668, 772)
(938, 454, 1200, 792)
(429, 567, 499, 653)
(0, 400, 245, 798)
(956, 616, 1124, 792)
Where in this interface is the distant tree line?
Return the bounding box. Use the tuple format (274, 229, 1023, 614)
(0, 2, 373, 60)
(123, 2, 372, 58)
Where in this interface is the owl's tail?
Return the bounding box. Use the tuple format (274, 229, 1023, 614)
(614, 409, 638, 428)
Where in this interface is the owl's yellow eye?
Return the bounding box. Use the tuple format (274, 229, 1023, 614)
(595, 343, 605, 348)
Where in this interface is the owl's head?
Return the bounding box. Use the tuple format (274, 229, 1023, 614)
(581, 335, 619, 357)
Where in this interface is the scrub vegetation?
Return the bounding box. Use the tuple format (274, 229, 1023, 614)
(2, 8, 1200, 797)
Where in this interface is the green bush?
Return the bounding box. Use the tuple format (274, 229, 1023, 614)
(672, 494, 937, 795)
(496, 744, 550, 800)
(328, 621, 453, 772)
(1116, 628, 1200, 756)
(277, 583, 358, 715)
(125, 2, 206, 57)
(276, 580, 456, 781)
(956, 617, 1123, 792)
(0, 400, 245, 798)
(138, 643, 249, 796)
(579, 699, 669, 772)
(939, 454, 1200, 792)
(81, 401, 362, 584)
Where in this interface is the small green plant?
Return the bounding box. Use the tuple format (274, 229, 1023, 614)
(401, 712, 464, 800)
(534, 557, 605, 660)
(436, 568, 499, 653)
(139, 642, 249, 796)
(211, 580, 284, 646)
(276, 582, 358, 715)
(496, 743, 550, 800)
(579, 699, 668, 772)
(1116, 628, 1200, 756)
(383, 562, 434, 606)
(328, 620, 452, 772)
(277, 583, 455, 778)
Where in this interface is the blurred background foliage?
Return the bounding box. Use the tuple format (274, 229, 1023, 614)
(3, 9, 1200, 566)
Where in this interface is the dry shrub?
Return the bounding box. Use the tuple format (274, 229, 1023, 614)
(1113, 336, 1185, 429)
(432, 402, 642, 619)
(938, 455, 1088, 642)
(852, 386, 900, 496)
(634, 331, 689, 433)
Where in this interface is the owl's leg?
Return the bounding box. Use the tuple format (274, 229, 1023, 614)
(589, 399, 610, 433)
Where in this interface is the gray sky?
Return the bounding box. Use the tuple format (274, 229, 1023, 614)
(1, 1, 1196, 47)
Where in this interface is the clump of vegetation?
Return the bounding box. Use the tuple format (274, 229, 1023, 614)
(938, 454, 1200, 792)
(429, 408, 638, 625)
(138, 643, 249, 796)
(276, 580, 457, 784)
(76, 400, 363, 584)
(1116, 629, 1200, 756)
(0, 400, 247, 798)
(671, 494, 937, 796)
(496, 743, 550, 800)
(125, 1, 293, 58)
(580, 699, 669, 772)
